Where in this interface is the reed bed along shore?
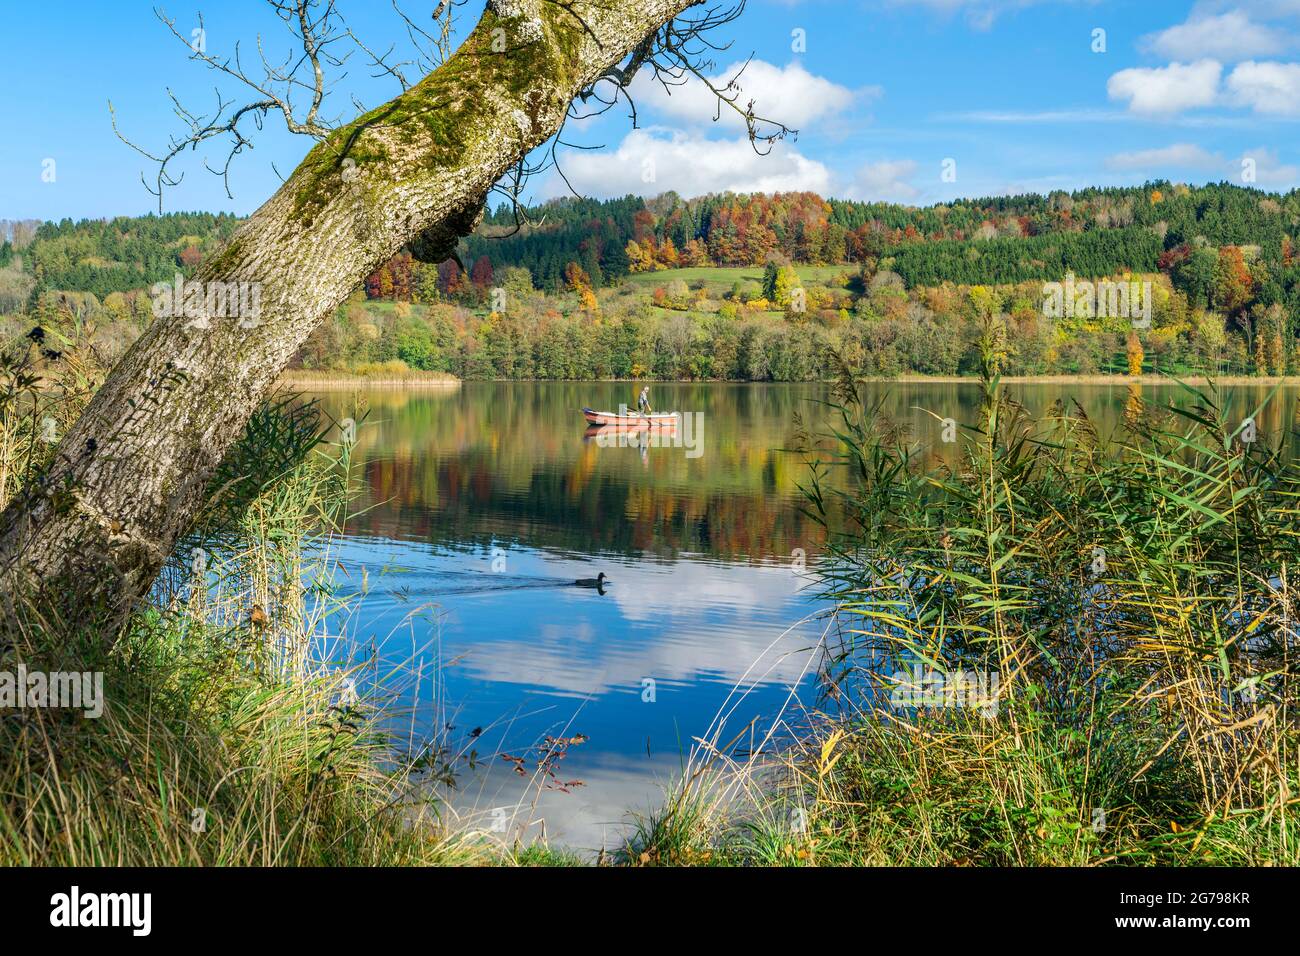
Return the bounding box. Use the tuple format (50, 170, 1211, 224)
(623, 348, 1300, 866)
(278, 367, 460, 390)
(279, 368, 1298, 389)
(0, 341, 551, 866)
(870, 373, 1300, 386)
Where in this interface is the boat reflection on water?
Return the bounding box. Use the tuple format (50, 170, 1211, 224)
(583, 424, 660, 464)
(582, 406, 682, 464)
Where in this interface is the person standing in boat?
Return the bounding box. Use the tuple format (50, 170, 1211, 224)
(637, 385, 652, 416)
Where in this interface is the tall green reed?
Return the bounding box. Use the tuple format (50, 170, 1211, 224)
(792, 357, 1299, 863)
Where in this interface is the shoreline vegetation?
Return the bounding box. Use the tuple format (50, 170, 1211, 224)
(277, 368, 460, 389)
(882, 373, 1300, 385)
(7, 325, 1297, 865)
(280, 372, 1300, 388)
(28, 369, 1300, 395)
(0, 349, 534, 866)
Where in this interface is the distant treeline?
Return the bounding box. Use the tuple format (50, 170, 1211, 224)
(464, 181, 1300, 290)
(5, 182, 1300, 383)
(6, 183, 1298, 303)
(5, 212, 241, 304)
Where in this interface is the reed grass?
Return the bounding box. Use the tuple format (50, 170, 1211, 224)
(278, 364, 459, 389)
(0, 338, 503, 866)
(626, 354, 1300, 866)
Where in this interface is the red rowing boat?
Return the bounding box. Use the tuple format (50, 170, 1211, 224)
(582, 407, 679, 429)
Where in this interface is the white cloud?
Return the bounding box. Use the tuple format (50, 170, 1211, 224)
(1104, 143, 1298, 186)
(1107, 60, 1223, 114)
(1144, 10, 1289, 60)
(1186, 1, 1300, 21)
(629, 59, 863, 132)
(1106, 143, 1220, 169)
(843, 159, 921, 202)
(1225, 59, 1300, 112)
(548, 128, 833, 199)
(454, 561, 822, 696)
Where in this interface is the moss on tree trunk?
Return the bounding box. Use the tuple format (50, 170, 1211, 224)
(0, 0, 700, 630)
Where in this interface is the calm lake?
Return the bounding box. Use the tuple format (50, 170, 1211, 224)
(308, 379, 1299, 851)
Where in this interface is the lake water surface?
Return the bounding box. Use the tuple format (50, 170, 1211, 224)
(309, 379, 1299, 851)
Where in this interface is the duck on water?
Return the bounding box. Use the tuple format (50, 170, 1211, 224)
(575, 572, 608, 594)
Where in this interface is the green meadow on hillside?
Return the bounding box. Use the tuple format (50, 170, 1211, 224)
(4, 182, 1298, 383)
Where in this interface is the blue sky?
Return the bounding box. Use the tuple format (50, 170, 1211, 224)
(2, 0, 1298, 220)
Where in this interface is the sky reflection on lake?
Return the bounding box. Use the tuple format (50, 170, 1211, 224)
(309, 380, 1300, 850)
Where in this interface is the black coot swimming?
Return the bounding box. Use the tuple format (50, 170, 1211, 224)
(574, 571, 608, 594)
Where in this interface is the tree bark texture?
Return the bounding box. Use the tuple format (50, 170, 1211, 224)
(0, 0, 699, 627)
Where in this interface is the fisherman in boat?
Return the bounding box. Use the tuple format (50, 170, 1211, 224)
(637, 385, 652, 416)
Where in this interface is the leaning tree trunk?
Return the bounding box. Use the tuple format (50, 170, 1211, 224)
(0, 0, 697, 630)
